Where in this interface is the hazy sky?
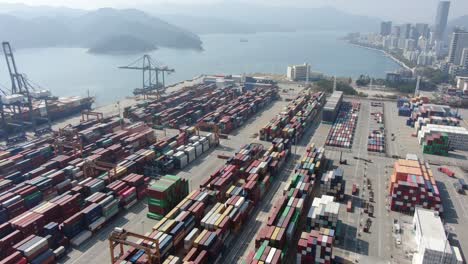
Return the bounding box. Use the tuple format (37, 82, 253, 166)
(1, 0, 468, 22)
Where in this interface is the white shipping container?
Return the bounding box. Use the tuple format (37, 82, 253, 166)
(176, 145, 185, 152)
(184, 228, 200, 250)
(174, 151, 188, 169)
(206, 133, 215, 145)
(193, 142, 203, 157)
(266, 248, 276, 264)
(189, 136, 200, 143)
(88, 217, 106, 231)
(70, 231, 92, 247)
(23, 237, 48, 257)
(202, 141, 210, 152)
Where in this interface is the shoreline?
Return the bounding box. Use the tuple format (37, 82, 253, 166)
(349, 42, 414, 72)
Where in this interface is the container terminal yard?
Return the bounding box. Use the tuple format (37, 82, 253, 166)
(0, 69, 468, 264)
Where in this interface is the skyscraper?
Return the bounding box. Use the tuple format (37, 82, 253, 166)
(415, 23, 429, 38)
(392, 26, 401, 38)
(433, 1, 450, 41)
(448, 29, 468, 65)
(380, 21, 392, 36)
(400, 23, 412, 39)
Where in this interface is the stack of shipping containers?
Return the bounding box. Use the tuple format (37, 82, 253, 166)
(325, 101, 360, 149)
(320, 169, 345, 201)
(259, 92, 325, 142)
(389, 157, 442, 213)
(125, 82, 278, 133)
(197, 87, 278, 134)
(414, 116, 460, 133)
(422, 133, 449, 156)
(152, 128, 217, 174)
(0, 118, 172, 262)
(297, 195, 339, 264)
(368, 102, 385, 153)
(418, 124, 468, 151)
(246, 144, 325, 264)
(146, 175, 189, 220)
(114, 141, 291, 263)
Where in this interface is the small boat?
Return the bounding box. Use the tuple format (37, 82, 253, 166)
(240, 38, 248, 43)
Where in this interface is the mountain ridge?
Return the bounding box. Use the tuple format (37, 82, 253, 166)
(0, 7, 202, 54)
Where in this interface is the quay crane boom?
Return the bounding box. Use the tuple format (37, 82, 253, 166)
(119, 55, 175, 99)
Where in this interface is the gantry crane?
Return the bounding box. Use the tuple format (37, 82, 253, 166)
(109, 228, 161, 264)
(1, 41, 52, 141)
(119, 55, 174, 100)
(83, 159, 118, 179)
(53, 125, 83, 156)
(196, 123, 220, 146)
(81, 110, 104, 122)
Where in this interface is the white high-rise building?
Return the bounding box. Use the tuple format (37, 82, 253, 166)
(418, 36, 429, 51)
(405, 39, 416, 51)
(433, 40, 444, 57)
(287, 64, 311, 81)
(461, 48, 468, 69)
(382, 36, 392, 49)
(390, 37, 399, 49)
(404, 50, 420, 63)
(448, 30, 468, 65)
(456, 76, 468, 89)
(398, 38, 406, 49)
(429, 32, 436, 45)
(417, 51, 436, 66)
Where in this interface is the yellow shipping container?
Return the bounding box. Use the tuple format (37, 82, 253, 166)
(271, 227, 280, 241)
(159, 219, 175, 233)
(152, 217, 168, 231)
(166, 207, 179, 219)
(194, 229, 208, 246)
(215, 215, 225, 228)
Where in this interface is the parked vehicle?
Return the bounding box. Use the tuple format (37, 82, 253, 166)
(347, 200, 353, 212)
(364, 218, 372, 233)
(458, 178, 468, 189)
(438, 167, 455, 177)
(395, 234, 402, 245)
(352, 184, 358, 195)
(368, 204, 374, 217)
(454, 182, 464, 194)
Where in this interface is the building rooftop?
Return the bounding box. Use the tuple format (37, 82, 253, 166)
(406, 153, 419, 161)
(414, 207, 452, 253)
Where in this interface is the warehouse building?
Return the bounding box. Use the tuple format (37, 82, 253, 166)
(412, 207, 463, 264)
(322, 91, 343, 123)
